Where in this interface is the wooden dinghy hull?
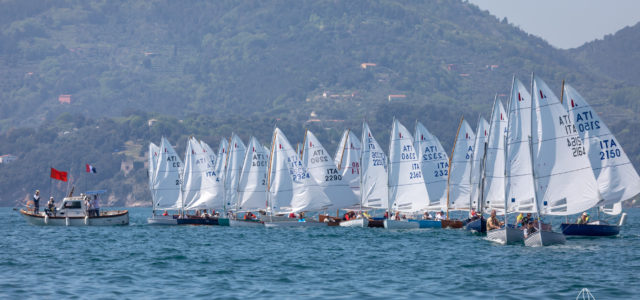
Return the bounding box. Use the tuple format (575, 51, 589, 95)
(441, 219, 464, 229)
(524, 230, 566, 247)
(21, 209, 129, 226)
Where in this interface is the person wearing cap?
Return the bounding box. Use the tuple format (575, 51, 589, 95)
(32, 190, 41, 214)
(486, 209, 503, 231)
(577, 212, 590, 224)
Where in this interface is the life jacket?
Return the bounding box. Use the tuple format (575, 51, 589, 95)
(344, 213, 350, 221)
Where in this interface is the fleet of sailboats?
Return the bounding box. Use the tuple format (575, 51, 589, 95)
(144, 75, 639, 246)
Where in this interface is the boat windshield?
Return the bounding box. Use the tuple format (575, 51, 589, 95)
(63, 201, 82, 209)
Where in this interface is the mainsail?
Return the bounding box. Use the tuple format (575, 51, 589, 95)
(531, 75, 601, 215)
(414, 122, 449, 211)
(447, 118, 475, 210)
(152, 137, 183, 210)
(267, 128, 306, 213)
(292, 130, 358, 212)
(388, 119, 430, 213)
(483, 99, 508, 212)
(361, 122, 389, 209)
(214, 138, 229, 184)
(183, 138, 225, 210)
(506, 79, 536, 213)
(224, 134, 246, 210)
(562, 84, 640, 207)
(148, 142, 160, 196)
(237, 137, 269, 211)
(470, 117, 490, 211)
(334, 130, 362, 200)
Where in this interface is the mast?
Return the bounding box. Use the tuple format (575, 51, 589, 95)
(504, 76, 514, 225)
(529, 72, 542, 231)
(235, 137, 249, 213)
(266, 127, 277, 221)
(337, 129, 350, 171)
(223, 135, 232, 213)
(469, 116, 481, 212)
(559, 79, 565, 104)
(446, 116, 464, 220)
(359, 125, 365, 213)
(388, 118, 394, 218)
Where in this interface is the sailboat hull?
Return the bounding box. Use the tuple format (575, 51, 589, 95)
(408, 219, 441, 228)
(560, 223, 620, 236)
(441, 219, 464, 229)
(263, 220, 327, 228)
(464, 217, 486, 233)
(524, 230, 566, 247)
(383, 219, 420, 229)
(486, 226, 523, 244)
(229, 219, 264, 227)
(339, 218, 369, 227)
(147, 215, 178, 225)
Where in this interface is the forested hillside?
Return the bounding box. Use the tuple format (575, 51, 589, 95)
(1, 0, 639, 206)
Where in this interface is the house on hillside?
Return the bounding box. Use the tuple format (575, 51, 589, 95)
(361, 63, 377, 69)
(388, 94, 407, 102)
(58, 94, 71, 104)
(0, 154, 17, 164)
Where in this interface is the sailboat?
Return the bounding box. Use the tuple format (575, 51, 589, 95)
(559, 83, 639, 236)
(356, 122, 389, 228)
(148, 137, 183, 225)
(334, 129, 362, 201)
(443, 117, 475, 229)
(413, 122, 448, 228)
(524, 75, 602, 247)
(384, 119, 430, 229)
(231, 136, 269, 227)
(181, 137, 227, 225)
(465, 117, 489, 233)
(483, 89, 523, 244)
(263, 128, 324, 227)
(223, 134, 247, 214)
(148, 142, 160, 206)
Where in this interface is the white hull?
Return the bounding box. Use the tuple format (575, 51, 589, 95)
(21, 210, 128, 226)
(263, 220, 326, 228)
(229, 219, 264, 227)
(147, 215, 178, 225)
(383, 219, 420, 229)
(524, 230, 566, 247)
(339, 218, 369, 228)
(486, 226, 524, 244)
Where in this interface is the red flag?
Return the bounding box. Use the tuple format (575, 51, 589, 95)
(571, 99, 576, 107)
(50, 168, 68, 182)
(518, 93, 522, 101)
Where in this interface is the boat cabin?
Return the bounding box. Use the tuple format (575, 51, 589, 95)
(56, 196, 88, 217)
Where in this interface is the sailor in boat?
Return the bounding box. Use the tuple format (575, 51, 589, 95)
(162, 210, 169, 216)
(91, 195, 100, 216)
(516, 213, 524, 227)
(422, 212, 432, 220)
(576, 212, 590, 224)
(33, 190, 41, 214)
(523, 221, 537, 238)
(435, 211, 444, 221)
(45, 197, 56, 216)
(486, 210, 503, 231)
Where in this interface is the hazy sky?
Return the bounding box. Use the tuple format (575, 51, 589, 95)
(468, 0, 640, 49)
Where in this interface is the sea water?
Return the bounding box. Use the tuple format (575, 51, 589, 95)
(1, 207, 638, 299)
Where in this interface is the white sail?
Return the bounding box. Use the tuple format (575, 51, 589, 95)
(237, 137, 269, 211)
(292, 130, 358, 212)
(470, 117, 490, 210)
(506, 79, 536, 213)
(414, 122, 449, 211)
(334, 130, 362, 199)
(531, 75, 601, 215)
(388, 119, 430, 213)
(184, 138, 225, 210)
(200, 140, 217, 169)
(562, 84, 640, 207)
(448, 119, 475, 210)
(484, 99, 508, 212)
(361, 122, 389, 209)
(224, 134, 247, 210)
(148, 142, 160, 190)
(214, 138, 229, 183)
(268, 128, 306, 213)
(152, 137, 183, 210)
